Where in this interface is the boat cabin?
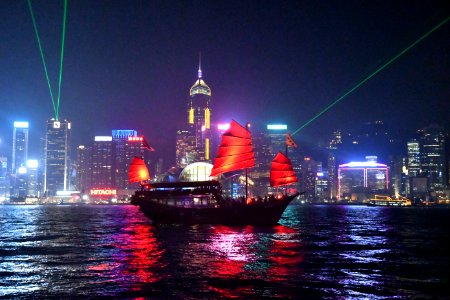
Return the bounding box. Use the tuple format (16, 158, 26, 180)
(140, 180, 222, 208)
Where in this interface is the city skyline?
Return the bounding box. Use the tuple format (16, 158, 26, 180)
(0, 1, 449, 164)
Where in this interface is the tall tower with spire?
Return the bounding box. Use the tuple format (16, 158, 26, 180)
(187, 55, 212, 162)
(176, 56, 212, 167)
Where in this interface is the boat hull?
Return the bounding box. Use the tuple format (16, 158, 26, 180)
(131, 192, 299, 226)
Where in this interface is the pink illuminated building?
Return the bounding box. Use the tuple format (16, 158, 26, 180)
(338, 157, 389, 201)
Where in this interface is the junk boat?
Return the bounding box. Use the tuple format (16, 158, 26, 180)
(130, 120, 301, 225)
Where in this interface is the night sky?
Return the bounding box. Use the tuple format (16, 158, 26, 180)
(0, 1, 449, 165)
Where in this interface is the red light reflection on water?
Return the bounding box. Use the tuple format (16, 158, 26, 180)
(267, 225, 304, 281)
(199, 224, 306, 297)
(85, 222, 163, 289)
(118, 223, 164, 283)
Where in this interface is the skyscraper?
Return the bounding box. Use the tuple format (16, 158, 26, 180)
(266, 124, 288, 155)
(11, 121, 29, 198)
(418, 125, 446, 193)
(112, 129, 137, 190)
(26, 159, 39, 197)
(124, 135, 147, 188)
(327, 130, 342, 200)
(187, 58, 212, 163)
(76, 145, 91, 193)
(91, 136, 113, 188)
(0, 156, 8, 202)
(176, 128, 197, 168)
(12, 121, 29, 173)
(44, 118, 71, 196)
(407, 139, 421, 177)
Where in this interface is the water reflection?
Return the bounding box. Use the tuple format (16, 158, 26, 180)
(114, 223, 165, 285)
(0, 205, 165, 297)
(1, 205, 448, 298)
(267, 225, 304, 281)
(205, 224, 304, 298)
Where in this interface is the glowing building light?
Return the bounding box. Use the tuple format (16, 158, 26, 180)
(14, 121, 29, 128)
(204, 108, 210, 129)
(18, 166, 27, 174)
(56, 191, 73, 196)
(112, 130, 137, 138)
(94, 136, 112, 142)
(339, 161, 388, 168)
(217, 123, 230, 131)
(189, 108, 194, 124)
(27, 160, 38, 168)
(376, 174, 386, 180)
(205, 138, 210, 160)
(267, 124, 287, 130)
(128, 136, 143, 142)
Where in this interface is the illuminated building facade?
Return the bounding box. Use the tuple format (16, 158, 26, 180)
(266, 124, 288, 155)
(11, 121, 29, 198)
(0, 156, 8, 202)
(327, 130, 342, 200)
(251, 130, 271, 195)
(12, 122, 29, 173)
(44, 118, 71, 196)
(300, 157, 321, 201)
(418, 125, 446, 193)
(91, 136, 113, 188)
(315, 171, 328, 201)
(124, 136, 147, 189)
(176, 128, 196, 168)
(112, 129, 137, 190)
(407, 139, 420, 177)
(76, 145, 91, 193)
(186, 60, 212, 163)
(179, 162, 215, 182)
(338, 157, 389, 201)
(26, 160, 39, 197)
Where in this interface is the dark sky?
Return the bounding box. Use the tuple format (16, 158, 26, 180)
(0, 0, 449, 165)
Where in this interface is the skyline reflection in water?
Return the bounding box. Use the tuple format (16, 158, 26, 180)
(0, 204, 449, 299)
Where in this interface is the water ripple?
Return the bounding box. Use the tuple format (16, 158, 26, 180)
(0, 204, 449, 298)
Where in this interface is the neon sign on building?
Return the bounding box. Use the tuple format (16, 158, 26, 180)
(90, 189, 117, 196)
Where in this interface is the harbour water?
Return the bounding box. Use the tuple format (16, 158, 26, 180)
(1, 204, 449, 299)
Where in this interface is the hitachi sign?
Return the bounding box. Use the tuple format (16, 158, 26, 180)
(90, 189, 117, 196)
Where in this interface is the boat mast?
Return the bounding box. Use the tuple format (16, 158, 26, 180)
(245, 122, 250, 200)
(285, 136, 288, 195)
(245, 168, 248, 200)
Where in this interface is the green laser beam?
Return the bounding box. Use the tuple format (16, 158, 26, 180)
(27, 0, 58, 119)
(292, 16, 450, 136)
(56, 0, 68, 121)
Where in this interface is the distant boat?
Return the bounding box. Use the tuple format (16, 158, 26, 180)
(130, 120, 301, 225)
(367, 195, 412, 207)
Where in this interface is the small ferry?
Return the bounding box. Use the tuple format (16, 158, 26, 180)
(367, 195, 412, 206)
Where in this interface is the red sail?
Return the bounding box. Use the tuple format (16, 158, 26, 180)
(210, 120, 255, 177)
(270, 152, 298, 187)
(128, 156, 150, 183)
